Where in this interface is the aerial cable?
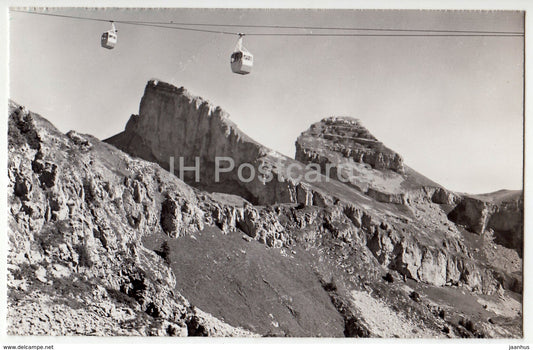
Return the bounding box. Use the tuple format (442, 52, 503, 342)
(246, 32, 522, 37)
(11, 9, 524, 37)
(11, 10, 239, 35)
(118, 20, 237, 35)
(132, 20, 524, 35)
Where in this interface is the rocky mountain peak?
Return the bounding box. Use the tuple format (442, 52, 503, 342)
(316, 116, 378, 141)
(125, 79, 260, 156)
(107, 80, 276, 203)
(297, 116, 404, 174)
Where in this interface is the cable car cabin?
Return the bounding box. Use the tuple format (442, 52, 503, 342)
(230, 50, 253, 75)
(101, 30, 117, 49)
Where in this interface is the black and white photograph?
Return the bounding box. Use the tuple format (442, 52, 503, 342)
(3, 2, 529, 347)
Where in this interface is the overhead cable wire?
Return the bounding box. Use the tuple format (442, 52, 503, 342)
(119, 20, 236, 35)
(245, 32, 522, 37)
(11, 9, 238, 35)
(132, 19, 524, 35)
(11, 9, 524, 37)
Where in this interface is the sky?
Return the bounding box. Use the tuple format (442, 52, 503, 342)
(9, 8, 524, 194)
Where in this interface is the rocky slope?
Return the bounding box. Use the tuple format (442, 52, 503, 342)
(8, 80, 523, 337)
(8, 101, 255, 336)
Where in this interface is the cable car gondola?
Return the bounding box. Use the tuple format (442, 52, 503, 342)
(230, 33, 253, 75)
(101, 22, 117, 49)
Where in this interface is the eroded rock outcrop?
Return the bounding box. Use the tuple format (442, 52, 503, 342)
(448, 191, 523, 256)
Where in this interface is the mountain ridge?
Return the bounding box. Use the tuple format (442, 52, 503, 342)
(7, 79, 523, 337)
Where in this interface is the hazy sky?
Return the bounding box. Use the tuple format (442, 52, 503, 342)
(9, 8, 524, 194)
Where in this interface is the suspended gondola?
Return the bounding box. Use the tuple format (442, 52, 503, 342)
(230, 33, 253, 75)
(101, 22, 117, 49)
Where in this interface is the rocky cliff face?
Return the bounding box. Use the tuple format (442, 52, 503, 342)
(448, 191, 523, 256)
(8, 80, 523, 338)
(107, 80, 326, 206)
